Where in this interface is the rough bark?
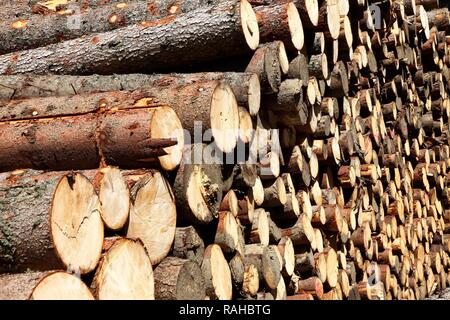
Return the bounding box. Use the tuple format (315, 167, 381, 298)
(0, 0, 223, 54)
(154, 256, 206, 300)
(0, 72, 259, 116)
(0, 0, 259, 75)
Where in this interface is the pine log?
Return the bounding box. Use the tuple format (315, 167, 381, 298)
(30, 272, 95, 300)
(153, 256, 206, 300)
(254, 2, 304, 50)
(172, 226, 205, 266)
(202, 244, 233, 300)
(126, 171, 176, 265)
(173, 144, 223, 224)
(0, 0, 260, 75)
(246, 41, 287, 94)
(0, 170, 104, 274)
(0, 72, 261, 117)
(0, 89, 190, 171)
(0, 0, 236, 54)
(92, 238, 155, 299)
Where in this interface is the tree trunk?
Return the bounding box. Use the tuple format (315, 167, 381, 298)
(0, 90, 187, 171)
(0, 0, 227, 54)
(0, 0, 259, 75)
(0, 72, 260, 116)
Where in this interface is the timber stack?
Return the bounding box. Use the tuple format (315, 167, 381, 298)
(0, 0, 450, 300)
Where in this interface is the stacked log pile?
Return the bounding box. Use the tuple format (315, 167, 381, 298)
(0, 0, 450, 300)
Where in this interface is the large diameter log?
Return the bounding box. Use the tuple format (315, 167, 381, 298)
(126, 171, 176, 265)
(31, 272, 95, 300)
(0, 271, 96, 300)
(2, 78, 239, 154)
(0, 72, 261, 117)
(0, 170, 104, 274)
(0, 0, 236, 54)
(0, 0, 260, 75)
(202, 244, 233, 300)
(173, 144, 223, 224)
(281, 214, 315, 247)
(154, 256, 206, 300)
(92, 238, 155, 300)
(0, 94, 185, 171)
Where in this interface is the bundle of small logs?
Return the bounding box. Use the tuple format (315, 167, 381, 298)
(0, 0, 450, 300)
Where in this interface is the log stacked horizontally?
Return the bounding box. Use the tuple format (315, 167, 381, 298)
(1, 0, 450, 300)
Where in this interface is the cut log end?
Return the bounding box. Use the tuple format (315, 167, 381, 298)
(93, 238, 155, 300)
(98, 167, 130, 231)
(50, 173, 104, 274)
(31, 272, 95, 300)
(210, 83, 240, 153)
(126, 171, 176, 265)
(287, 2, 304, 50)
(151, 106, 184, 171)
(202, 244, 233, 300)
(240, 0, 260, 50)
(278, 42, 290, 75)
(248, 73, 262, 115)
(306, 0, 319, 26)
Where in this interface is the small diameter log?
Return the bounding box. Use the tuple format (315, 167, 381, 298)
(219, 190, 239, 218)
(243, 263, 260, 297)
(154, 256, 206, 300)
(266, 79, 309, 127)
(246, 41, 287, 94)
(254, 2, 304, 50)
(229, 252, 245, 292)
(287, 52, 309, 83)
(262, 177, 287, 207)
(316, 0, 340, 40)
(173, 144, 223, 224)
(172, 226, 205, 266)
(278, 236, 295, 276)
(281, 214, 315, 248)
(288, 145, 311, 186)
(0, 0, 260, 75)
(309, 53, 329, 80)
(202, 244, 233, 300)
(215, 211, 244, 254)
(244, 244, 282, 290)
(297, 276, 323, 299)
(126, 171, 176, 265)
(94, 167, 130, 231)
(92, 238, 155, 300)
(247, 208, 270, 246)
